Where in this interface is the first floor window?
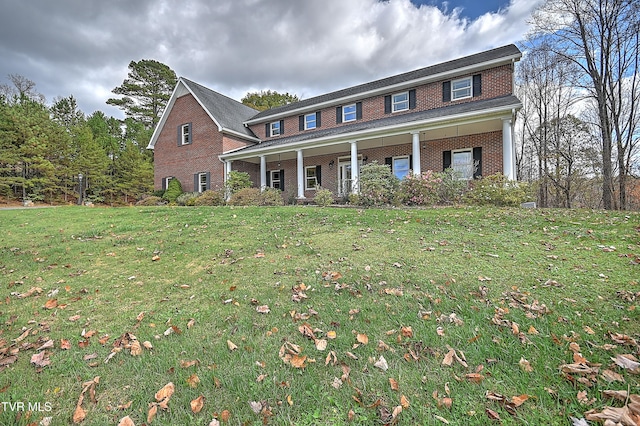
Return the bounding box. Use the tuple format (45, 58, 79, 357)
(163, 176, 174, 190)
(452, 150, 473, 179)
(392, 156, 411, 180)
(197, 172, 208, 193)
(452, 77, 472, 100)
(392, 92, 409, 112)
(270, 170, 282, 189)
(305, 166, 318, 190)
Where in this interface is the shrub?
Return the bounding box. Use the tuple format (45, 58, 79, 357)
(135, 196, 166, 206)
(314, 187, 334, 207)
(193, 190, 226, 206)
(225, 171, 253, 197)
(358, 161, 399, 207)
(176, 192, 200, 206)
(399, 170, 441, 206)
(228, 188, 262, 206)
(435, 168, 469, 204)
(261, 187, 284, 206)
(464, 173, 533, 207)
(162, 178, 183, 203)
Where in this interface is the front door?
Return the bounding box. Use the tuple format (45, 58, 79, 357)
(337, 157, 362, 196)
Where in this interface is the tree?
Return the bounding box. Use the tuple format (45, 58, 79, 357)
(241, 90, 299, 111)
(528, 0, 640, 209)
(0, 74, 45, 104)
(51, 95, 85, 130)
(107, 60, 177, 129)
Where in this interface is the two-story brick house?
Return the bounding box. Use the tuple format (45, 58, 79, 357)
(148, 44, 522, 199)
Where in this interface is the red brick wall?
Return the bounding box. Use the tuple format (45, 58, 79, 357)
(250, 65, 513, 141)
(153, 94, 254, 191)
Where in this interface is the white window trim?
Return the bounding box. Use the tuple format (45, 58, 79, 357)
(451, 149, 474, 180)
(392, 155, 411, 179)
(304, 166, 317, 190)
(180, 124, 190, 145)
(304, 113, 316, 130)
(270, 170, 281, 189)
(342, 104, 357, 122)
(270, 121, 281, 137)
(198, 172, 207, 193)
(392, 91, 409, 113)
(163, 176, 174, 189)
(451, 77, 472, 101)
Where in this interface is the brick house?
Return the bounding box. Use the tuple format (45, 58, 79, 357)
(148, 44, 522, 200)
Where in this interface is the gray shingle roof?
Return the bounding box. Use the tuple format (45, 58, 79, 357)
(231, 95, 521, 154)
(247, 44, 521, 122)
(181, 78, 259, 138)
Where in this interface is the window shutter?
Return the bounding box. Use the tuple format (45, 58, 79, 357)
(442, 81, 451, 102)
(162, 177, 167, 191)
(316, 111, 321, 128)
(193, 174, 198, 192)
(473, 147, 482, 178)
(205, 172, 210, 190)
(385, 157, 392, 168)
(356, 102, 362, 120)
(384, 95, 392, 114)
(265, 123, 270, 138)
(409, 155, 413, 171)
(409, 89, 416, 109)
(187, 123, 192, 144)
(336, 106, 342, 124)
(473, 74, 482, 97)
(177, 125, 181, 146)
(316, 165, 322, 186)
(279, 120, 285, 135)
(299, 115, 304, 131)
(266, 171, 271, 187)
(443, 150, 452, 170)
(279, 169, 285, 191)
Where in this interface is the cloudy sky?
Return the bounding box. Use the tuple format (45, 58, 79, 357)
(0, 0, 543, 119)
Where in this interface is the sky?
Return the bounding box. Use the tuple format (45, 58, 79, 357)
(0, 0, 544, 119)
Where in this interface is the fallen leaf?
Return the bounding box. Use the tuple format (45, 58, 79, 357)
(220, 409, 231, 422)
(256, 305, 270, 314)
(37, 339, 54, 351)
(327, 330, 337, 339)
(130, 340, 142, 356)
(434, 414, 450, 424)
(30, 351, 51, 368)
(374, 355, 388, 371)
(72, 405, 86, 424)
(356, 333, 369, 345)
(249, 401, 262, 414)
(612, 354, 640, 371)
(186, 374, 200, 388)
(400, 326, 413, 338)
(227, 340, 238, 351)
(601, 369, 625, 383)
(147, 404, 157, 423)
(187, 318, 195, 329)
(43, 299, 58, 309)
(154, 382, 175, 402)
(465, 373, 484, 383)
(190, 395, 205, 413)
(583, 326, 595, 335)
(142, 341, 153, 350)
(117, 416, 135, 426)
(315, 339, 327, 351)
(486, 408, 501, 421)
(209, 419, 221, 426)
(389, 378, 399, 391)
(442, 348, 455, 366)
(519, 357, 533, 372)
(400, 395, 410, 408)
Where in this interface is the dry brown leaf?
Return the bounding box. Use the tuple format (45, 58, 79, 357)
(486, 408, 501, 421)
(190, 395, 205, 413)
(72, 405, 86, 424)
(147, 404, 157, 423)
(43, 299, 58, 309)
(30, 351, 51, 368)
(130, 340, 142, 356)
(356, 333, 369, 345)
(256, 305, 270, 314)
(519, 357, 533, 372)
(209, 419, 221, 426)
(511, 394, 530, 407)
(583, 326, 595, 335)
(227, 340, 238, 351)
(187, 318, 195, 329)
(400, 326, 413, 338)
(117, 416, 135, 426)
(434, 414, 450, 424)
(180, 359, 199, 368)
(389, 378, 399, 391)
(442, 349, 455, 366)
(612, 354, 640, 371)
(465, 373, 484, 383)
(290, 354, 307, 368)
(315, 339, 327, 351)
(142, 341, 153, 350)
(601, 369, 625, 383)
(374, 355, 388, 371)
(220, 409, 231, 422)
(154, 382, 175, 402)
(186, 374, 200, 388)
(400, 395, 410, 408)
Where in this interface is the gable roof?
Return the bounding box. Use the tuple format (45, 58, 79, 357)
(245, 44, 521, 124)
(147, 77, 259, 149)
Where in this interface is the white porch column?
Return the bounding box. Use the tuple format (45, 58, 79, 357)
(411, 131, 421, 175)
(259, 155, 267, 190)
(502, 118, 514, 180)
(296, 149, 305, 199)
(350, 141, 359, 194)
(224, 160, 233, 181)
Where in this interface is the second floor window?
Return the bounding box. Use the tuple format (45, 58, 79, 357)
(452, 77, 472, 100)
(392, 92, 409, 112)
(343, 104, 357, 122)
(270, 121, 281, 137)
(304, 113, 316, 130)
(180, 123, 191, 145)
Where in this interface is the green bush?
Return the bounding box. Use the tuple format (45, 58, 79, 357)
(162, 178, 183, 203)
(193, 189, 226, 206)
(176, 192, 200, 206)
(464, 173, 532, 207)
(261, 187, 284, 206)
(228, 187, 262, 206)
(357, 161, 399, 207)
(225, 171, 253, 197)
(135, 196, 166, 206)
(398, 170, 440, 206)
(435, 168, 469, 204)
(314, 187, 334, 207)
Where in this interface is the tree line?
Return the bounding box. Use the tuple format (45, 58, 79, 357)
(1, 0, 638, 209)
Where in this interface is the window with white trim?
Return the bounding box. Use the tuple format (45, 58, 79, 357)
(270, 121, 281, 137)
(392, 92, 409, 112)
(342, 104, 357, 122)
(270, 170, 282, 189)
(198, 172, 208, 193)
(392, 156, 411, 180)
(305, 166, 318, 190)
(452, 149, 474, 179)
(304, 113, 316, 130)
(163, 176, 174, 190)
(452, 77, 472, 100)
(180, 124, 191, 145)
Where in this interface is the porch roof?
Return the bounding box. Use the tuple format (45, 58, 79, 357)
(223, 94, 520, 160)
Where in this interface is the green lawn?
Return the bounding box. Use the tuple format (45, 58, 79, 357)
(0, 205, 638, 425)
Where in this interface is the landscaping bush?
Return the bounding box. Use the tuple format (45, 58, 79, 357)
(193, 189, 226, 206)
(314, 187, 334, 207)
(435, 168, 469, 204)
(399, 170, 441, 206)
(162, 178, 183, 203)
(464, 173, 533, 207)
(228, 187, 262, 206)
(357, 161, 399, 207)
(176, 192, 200, 206)
(225, 171, 252, 198)
(261, 187, 284, 206)
(135, 196, 166, 206)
